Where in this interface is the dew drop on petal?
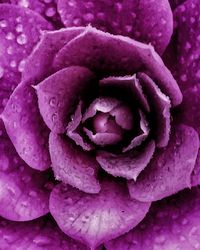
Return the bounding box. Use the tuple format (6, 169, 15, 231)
(17, 34, 27, 45)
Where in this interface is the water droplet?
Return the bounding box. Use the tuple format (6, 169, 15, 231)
(19, 0, 29, 8)
(45, 7, 56, 17)
(0, 20, 7, 28)
(7, 46, 13, 55)
(0, 66, 4, 79)
(180, 74, 187, 82)
(10, 60, 17, 68)
(6, 32, 15, 40)
(18, 59, 26, 72)
(16, 23, 23, 33)
(68, 0, 76, 7)
(73, 18, 82, 25)
(49, 97, 57, 107)
(83, 13, 94, 22)
(17, 34, 27, 45)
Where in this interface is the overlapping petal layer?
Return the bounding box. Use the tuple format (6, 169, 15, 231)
(0, 216, 89, 250)
(57, 0, 173, 54)
(128, 124, 199, 202)
(49, 132, 100, 194)
(106, 187, 200, 250)
(50, 180, 150, 249)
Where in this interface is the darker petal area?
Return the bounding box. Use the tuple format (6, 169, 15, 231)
(105, 187, 200, 250)
(128, 124, 199, 202)
(49, 132, 100, 194)
(49, 179, 150, 249)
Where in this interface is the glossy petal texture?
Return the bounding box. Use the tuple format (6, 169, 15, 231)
(57, 0, 173, 54)
(0, 216, 89, 250)
(128, 124, 199, 202)
(96, 141, 155, 181)
(66, 101, 94, 151)
(11, 0, 62, 27)
(50, 180, 151, 249)
(106, 187, 200, 250)
(0, 4, 52, 113)
(0, 122, 51, 221)
(100, 75, 150, 113)
(36, 66, 96, 133)
(2, 83, 51, 171)
(49, 132, 100, 194)
(22, 27, 84, 84)
(53, 27, 182, 107)
(138, 72, 171, 148)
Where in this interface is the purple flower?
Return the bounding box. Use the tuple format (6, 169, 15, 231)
(0, 0, 200, 249)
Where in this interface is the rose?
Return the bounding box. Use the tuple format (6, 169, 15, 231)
(0, 1, 200, 250)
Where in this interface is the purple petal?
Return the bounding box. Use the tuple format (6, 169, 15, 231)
(123, 110, 149, 152)
(138, 72, 171, 148)
(0, 216, 88, 249)
(106, 187, 200, 250)
(96, 141, 155, 181)
(0, 4, 52, 112)
(53, 27, 182, 107)
(1, 82, 51, 171)
(57, 0, 173, 54)
(66, 101, 94, 151)
(49, 180, 151, 249)
(0, 122, 51, 221)
(49, 132, 100, 194)
(128, 124, 199, 202)
(22, 27, 84, 84)
(36, 66, 96, 133)
(100, 75, 150, 113)
(11, 0, 62, 27)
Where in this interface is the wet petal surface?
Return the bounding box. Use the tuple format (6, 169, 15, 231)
(57, 0, 173, 54)
(50, 179, 150, 249)
(128, 124, 199, 202)
(2, 83, 51, 171)
(49, 132, 100, 194)
(106, 187, 200, 250)
(0, 216, 88, 249)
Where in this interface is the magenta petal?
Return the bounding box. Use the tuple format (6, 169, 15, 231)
(106, 187, 200, 250)
(49, 132, 100, 194)
(53, 27, 182, 107)
(128, 124, 199, 202)
(138, 72, 171, 148)
(0, 4, 52, 111)
(0, 123, 51, 221)
(57, 0, 172, 54)
(49, 180, 151, 249)
(36, 66, 96, 133)
(0, 216, 88, 250)
(22, 27, 84, 84)
(2, 83, 51, 171)
(97, 141, 155, 181)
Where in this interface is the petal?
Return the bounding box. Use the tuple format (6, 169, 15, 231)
(138, 72, 171, 148)
(22, 27, 84, 84)
(53, 27, 182, 107)
(49, 180, 151, 249)
(128, 124, 199, 202)
(57, 0, 173, 54)
(99, 75, 150, 113)
(0, 4, 52, 112)
(105, 187, 200, 250)
(1, 83, 51, 171)
(0, 122, 52, 221)
(49, 132, 100, 194)
(11, 0, 62, 27)
(66, 101, 94, 151)
(0, 216, 88, 250)
(96, 141, 155, 181)
(36, 66, 96, 133)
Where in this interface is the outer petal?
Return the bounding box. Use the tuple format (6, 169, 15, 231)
(57, 0, 173, 54)
(105, 187, 200, 250)
(49, 180, 151, 249)
(96, 141, 155, 181)
(0, 122, 52, 221)
(0, 4, 52, 112)
(11, 0, 62, 27)
(53, 27, 182, 107)
(128, 124, 199, 202)
(0, 216, 88, 249)
(36, 66, 96, 133)
(49, 132, 100, 194)
(1, 82, 51, 171)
